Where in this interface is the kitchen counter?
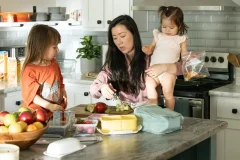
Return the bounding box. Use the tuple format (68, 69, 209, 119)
(0, 73, 95, 94)
(20, 117, 227, 160)
(209, 83, 240, 97)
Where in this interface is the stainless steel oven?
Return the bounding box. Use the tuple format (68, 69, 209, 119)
(175, 96, 204, 118)
(160, 52, 233, 119)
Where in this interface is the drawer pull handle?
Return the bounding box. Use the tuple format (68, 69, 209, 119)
(16, 101, 21, 106)
(232, 108, 238, 114)
(84, 92, 89, 96)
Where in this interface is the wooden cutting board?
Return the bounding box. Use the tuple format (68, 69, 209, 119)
(68, 104, 133, 118)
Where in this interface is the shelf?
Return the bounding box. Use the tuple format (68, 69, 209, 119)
(0, 21, 82, 30)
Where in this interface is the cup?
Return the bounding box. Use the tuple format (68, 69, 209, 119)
(0, 144, 19, 160)
(65, 110, 76, 131)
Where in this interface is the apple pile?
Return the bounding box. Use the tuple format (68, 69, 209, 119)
(0, 107, 49, 134)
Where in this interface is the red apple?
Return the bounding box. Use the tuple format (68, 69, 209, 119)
(33, 109, 48, 123)
(94, 102, 107, 113)
(0, 111, 9, 125)
(19, 111, 34, 125)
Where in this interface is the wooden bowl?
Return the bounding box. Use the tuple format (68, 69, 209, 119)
(0, 124, 48, 150)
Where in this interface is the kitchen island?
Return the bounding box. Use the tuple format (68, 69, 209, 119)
(20, 117, 227, 160)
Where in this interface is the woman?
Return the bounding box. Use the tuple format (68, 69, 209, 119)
(89, 15, 180, 103)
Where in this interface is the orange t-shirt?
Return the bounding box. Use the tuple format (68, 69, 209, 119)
(21, 59, 65, 118)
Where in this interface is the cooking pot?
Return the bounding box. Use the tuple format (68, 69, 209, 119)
(0, 12, 33, 22)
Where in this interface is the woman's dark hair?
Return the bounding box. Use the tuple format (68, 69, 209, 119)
(158, 6, 188, 35)
(103, 15, 147, 96)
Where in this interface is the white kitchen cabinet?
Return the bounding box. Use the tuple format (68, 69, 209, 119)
(0, 91, 23, 112)
(64, 83, 91, 109)
(210, 96, 240, 160)
(82, 0, 132, 30)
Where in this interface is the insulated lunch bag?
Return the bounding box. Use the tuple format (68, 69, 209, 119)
(134, 105, 184, 134)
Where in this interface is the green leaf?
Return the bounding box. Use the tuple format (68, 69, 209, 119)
(76, 35, 101, 59)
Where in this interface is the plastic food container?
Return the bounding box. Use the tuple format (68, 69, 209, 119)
(56, 59, 76, 73)
(100, 115, 137, 132)
(73, 118, 98, 135)
(45, 120, 70, 136)
(44, 138, 86, 158)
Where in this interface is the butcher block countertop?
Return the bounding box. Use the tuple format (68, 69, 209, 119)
(19, 105, 227, 160)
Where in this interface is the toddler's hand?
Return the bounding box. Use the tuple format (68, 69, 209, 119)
(46, 103, 64, 112)
(62, 88, 68, 108)
(142, 45, 153, 55)
(100, 83, 116, 99)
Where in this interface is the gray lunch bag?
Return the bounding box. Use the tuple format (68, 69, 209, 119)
(134, 105, 184, 134)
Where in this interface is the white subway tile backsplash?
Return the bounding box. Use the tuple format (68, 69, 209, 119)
(237, 40, 240, 47)
(212, 15, 228, 22)
(188, 23, 205, 31)
(229, 32, 240, 39)
(196, 47, 213, 51)
(184, 15, 197, 23)
(221, 40, 236, 47)
(212, 32, 228, 39)
(17, 31, 28, 38)
(236, 24, 240, 31)
(206, 40, 221, 47)
(228, 15, 240, 23)
(141, 38, 153, 45)
(229, 48, 240, 54)
(197, 31, 213, 39)
(218, 24, 236, 31)
(2, 39, 14, 46)
(196, 15, 212, 22)
(148, 22, 159, 31)
(211, 48, 229, 52)
(187, 31, 198, 39)
(191, 39, 206, 46)
(0, 31, 7, 39)
(7, 31, 18, 38)
(204, 23, 219, 31)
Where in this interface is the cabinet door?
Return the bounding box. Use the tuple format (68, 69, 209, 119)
(105, 0, 130, 27)
(82, 0, 104, 28)
(65, 83, 91, 109)
(1, 91, 23, 112)
(225, 129, 240, 160)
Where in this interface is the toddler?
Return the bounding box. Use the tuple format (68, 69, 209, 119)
(142, 6, 188, 110)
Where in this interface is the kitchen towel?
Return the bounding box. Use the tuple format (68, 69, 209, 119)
(134, 105, 183, 134)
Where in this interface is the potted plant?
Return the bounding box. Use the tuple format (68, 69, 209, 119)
(76, 36, 102, 74)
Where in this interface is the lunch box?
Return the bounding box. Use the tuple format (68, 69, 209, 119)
(134, 105, 184, 134)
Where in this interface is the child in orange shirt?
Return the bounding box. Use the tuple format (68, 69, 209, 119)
(21, 24, 67, 118)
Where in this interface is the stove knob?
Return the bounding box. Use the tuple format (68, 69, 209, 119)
(205, 56, 209, 62)
(232, 108, 238, 114)
(218, 57, 224, 63)
(210, 56, 217, 63)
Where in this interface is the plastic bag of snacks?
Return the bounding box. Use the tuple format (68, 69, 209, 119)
(182, 51, 209, 81)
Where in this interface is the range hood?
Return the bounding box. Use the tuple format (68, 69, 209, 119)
(132, 0, 240, 11)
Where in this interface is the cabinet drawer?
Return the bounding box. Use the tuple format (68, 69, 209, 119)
(217, 98, 240, 120)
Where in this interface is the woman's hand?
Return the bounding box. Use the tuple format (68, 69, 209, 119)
(145, 64, 177, 78)
(100, 83, 116, 99)
(142, 46, 153, 55)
